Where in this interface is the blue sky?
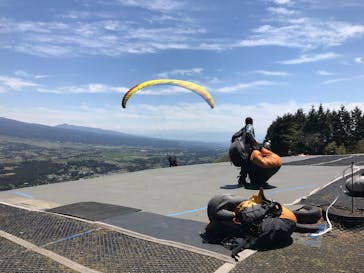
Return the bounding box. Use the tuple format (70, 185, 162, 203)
(0, 0, 364, 143)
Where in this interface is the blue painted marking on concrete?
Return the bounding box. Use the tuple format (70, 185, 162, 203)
(14, 191, 33, 199)
(49, 229, 97, 245)
(269, 184, 317, 194)
(165, 206, 207, 217)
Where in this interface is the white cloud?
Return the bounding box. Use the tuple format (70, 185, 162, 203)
(321, 75, 364, 85)
(157, 68, 204, 78)
(321, 78, 349, 85)
(14, 70, 48, 79)
(267, 7, 296, 15)
(0, 75, 40, 90)
(116, 0, 184, 12)
(131, 85, 190, 95)
(355, 57, 363, 64)
(271, 0, 291, 4)
(253, 70, 291, 76)
(278, 52, 338, 64)
(237, 17, 364, 50)
(217, 80, 277, 93)
(37, 83, 127, 94)
(0, 16, 207, 57)
(0, 86, 6, 93)
(1, 1, 363, 57)
(317, 70, 336, 76)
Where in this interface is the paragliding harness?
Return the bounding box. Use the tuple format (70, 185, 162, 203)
(202, 190, 295, 261)
(229, 138, 250, 167)
(231, 199, 283, 241)
(203, 196, 281, 239)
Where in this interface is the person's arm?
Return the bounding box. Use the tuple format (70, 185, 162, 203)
(245, 124, 259, 146)
(245, 132, 258, 145)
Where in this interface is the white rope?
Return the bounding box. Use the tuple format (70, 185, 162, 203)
(310, 195, 339, 237)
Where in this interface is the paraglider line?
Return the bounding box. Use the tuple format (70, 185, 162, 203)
(309, 195, 339, 237)
(165, 206, 207, 217)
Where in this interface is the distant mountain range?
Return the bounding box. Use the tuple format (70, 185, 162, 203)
(0, 117, 224, 149)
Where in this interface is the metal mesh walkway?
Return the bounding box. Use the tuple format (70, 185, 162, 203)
(0, 204, 225, 273)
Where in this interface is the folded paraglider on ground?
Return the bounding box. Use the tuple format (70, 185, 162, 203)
(201, 189, 324, 260)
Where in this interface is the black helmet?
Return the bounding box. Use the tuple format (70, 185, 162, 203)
(245, 117, 253, 124)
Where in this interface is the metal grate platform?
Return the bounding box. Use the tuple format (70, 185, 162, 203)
(45, 228, 225, 273)
(0, 237, 76, 273)
(0, 204, 96, 246)
(1, 204, 226, 272)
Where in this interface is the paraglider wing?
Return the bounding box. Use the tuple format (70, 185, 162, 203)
(122, 79, 215, 108)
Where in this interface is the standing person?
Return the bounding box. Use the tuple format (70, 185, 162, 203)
(168, 155, 178, 167)
(231, 117, 259, 187)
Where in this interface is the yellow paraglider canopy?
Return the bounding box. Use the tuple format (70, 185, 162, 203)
(122, 79, 215, 108)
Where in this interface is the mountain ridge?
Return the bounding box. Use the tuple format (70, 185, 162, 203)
(0, 117, 224, 149)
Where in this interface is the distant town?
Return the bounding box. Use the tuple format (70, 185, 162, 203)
(0, 136, 225, 191)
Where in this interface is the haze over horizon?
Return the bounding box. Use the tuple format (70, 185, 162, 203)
(1, 0, 364, 143)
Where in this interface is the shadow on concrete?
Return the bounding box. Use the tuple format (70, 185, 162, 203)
(245, 183, 277, 190)
(220, 183, 277, 190)
(220, 184, 241, 189)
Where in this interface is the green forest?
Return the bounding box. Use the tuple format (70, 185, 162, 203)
(265, 105, 364, 156)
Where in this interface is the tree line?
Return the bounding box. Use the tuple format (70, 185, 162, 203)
(265, 104, 364, 156)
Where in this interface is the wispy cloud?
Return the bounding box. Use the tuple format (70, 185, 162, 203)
(267, 7, 296, 16)
(38, 84, 127, 94)
(116, 0, 184, 12)
(271, 0, 291, 4)
(130, 85, 191, 95)
(216, 80, 277, 93)
(321, 78, 350, 85)
(321, 75, 364, 85)
(253, 70, 291, 76)
(14, 70, 49, 79)
(0, 16, 207, 57)
(157, 68, 204, 78)
(278, 52, 338, 64)
(0, 75, 40, 89)
(237, 16, 364, 50)
(355, 57, 363, 64)
(0, 74, 127, 94)
(296, 0, 364, 10)
(316, 70, 336, 76)
(1, 0, 363, 57)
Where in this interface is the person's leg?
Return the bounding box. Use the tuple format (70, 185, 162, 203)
(239, 163, 249, 187)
